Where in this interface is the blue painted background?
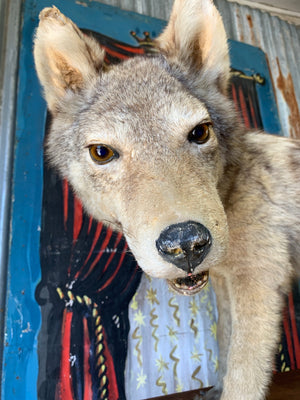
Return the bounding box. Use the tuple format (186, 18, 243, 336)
(1, 0, 280, 398)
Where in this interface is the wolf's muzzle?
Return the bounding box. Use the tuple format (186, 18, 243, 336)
(156, 221, 212, 273)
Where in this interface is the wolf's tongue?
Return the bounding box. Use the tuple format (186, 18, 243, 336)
(168, 270, 209, 296)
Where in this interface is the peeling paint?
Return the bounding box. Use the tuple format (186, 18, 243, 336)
(276, 58, 300, 139)
(21, 322, 32, 334)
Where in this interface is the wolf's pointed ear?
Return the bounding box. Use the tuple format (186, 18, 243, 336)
(34, 7, 105, 112)
(156, 0, 230, 94)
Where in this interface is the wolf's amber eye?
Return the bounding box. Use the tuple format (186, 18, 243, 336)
(89, 144, 118, 164)
(188, 123, 211, 145)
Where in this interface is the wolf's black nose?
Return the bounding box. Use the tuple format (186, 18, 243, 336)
(156, 221, 212, 273)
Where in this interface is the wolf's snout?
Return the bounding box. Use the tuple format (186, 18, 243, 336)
(156, 221, 212, 273)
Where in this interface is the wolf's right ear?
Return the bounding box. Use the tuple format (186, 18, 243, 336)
(34, 7, 105, 112)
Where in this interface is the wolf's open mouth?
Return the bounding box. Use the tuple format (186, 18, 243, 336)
(168, 270, 209, 296)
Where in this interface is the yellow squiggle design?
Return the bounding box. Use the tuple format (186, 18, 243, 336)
(150, 308, 159, 352)
(190, 318, 198, 338)
(206, 300, 214, 321)
(192, 365, 204, 388)
(156, 376, 168, 395)
(201, 293, 208, 304)
(168, 297, 180, 327)
(204, 343, 213, 361)
(170, 345, 179, 378)
(132, 326, 143, 367)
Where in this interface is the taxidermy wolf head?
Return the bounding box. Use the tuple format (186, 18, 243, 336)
(34, 0, 243, 294)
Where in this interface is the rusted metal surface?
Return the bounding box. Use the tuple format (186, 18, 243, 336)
(276, 58, 300, 139)
(97, 0, 300, 138)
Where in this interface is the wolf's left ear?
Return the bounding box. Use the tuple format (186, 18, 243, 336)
(156, 0, 230, 94)
(34, 7, 105, 112)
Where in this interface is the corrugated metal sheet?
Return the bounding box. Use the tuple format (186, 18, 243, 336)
(97, 0, 300, 138)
